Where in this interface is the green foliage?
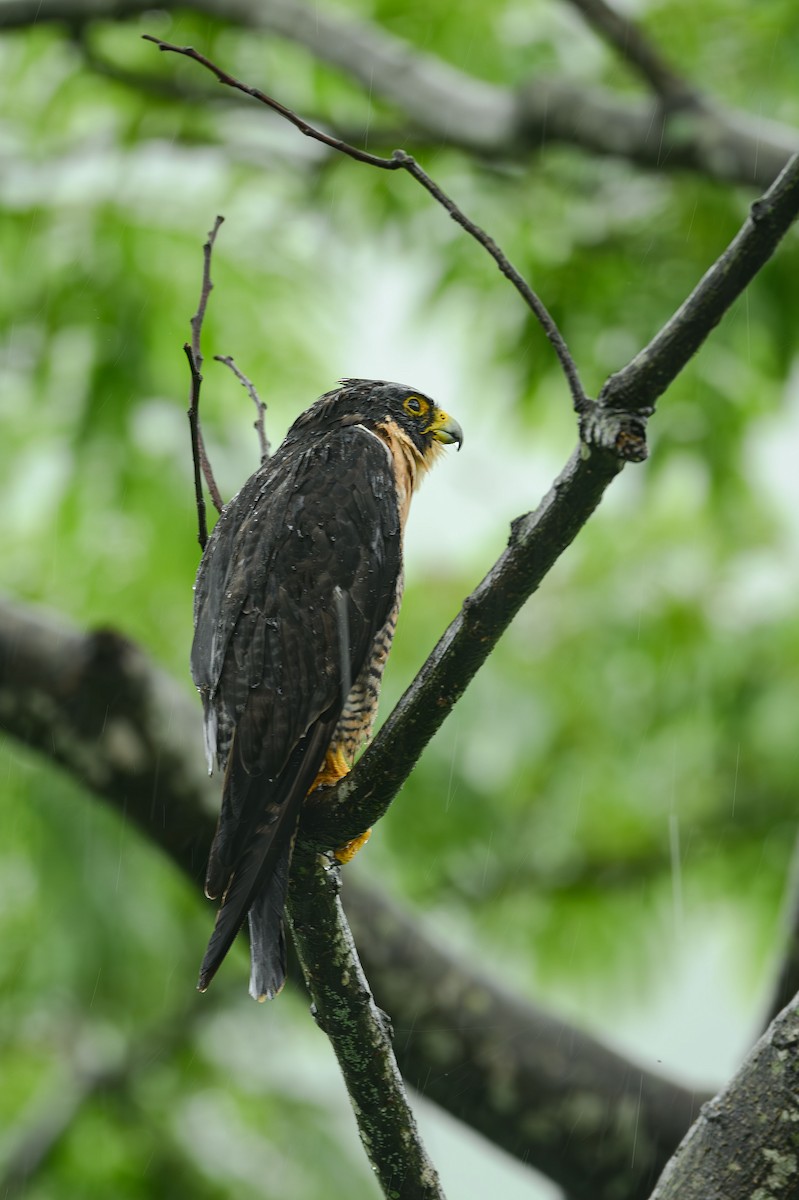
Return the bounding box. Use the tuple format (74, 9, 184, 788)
(2, 3, 799, 1197)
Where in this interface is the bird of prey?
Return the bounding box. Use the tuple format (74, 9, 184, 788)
(190, 378, 462, 1000)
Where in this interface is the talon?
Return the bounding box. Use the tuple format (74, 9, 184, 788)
(310, 746, 350, 791)
(335, 828, 372, 864)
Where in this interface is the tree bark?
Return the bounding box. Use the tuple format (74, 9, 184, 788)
(649, 997, 799, 1199)
(288, 847, 445, 1200)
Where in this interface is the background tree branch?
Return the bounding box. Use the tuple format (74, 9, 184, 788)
(562, 0, 696, 104)
(0, 0, 797, 188)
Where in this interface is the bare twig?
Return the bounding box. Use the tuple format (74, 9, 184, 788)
(214, 354, 270, 461)
(189, 215, 223, 372)
(562, 0, 696, 105)
(186, 215, 225, 548)
(287, 848, 445, 1200)
(391, 149, 587, 413)
(185, 344, 212, 550)
(142, 35, 588, 414)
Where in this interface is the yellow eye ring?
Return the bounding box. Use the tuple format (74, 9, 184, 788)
(404, 395, 425, 415)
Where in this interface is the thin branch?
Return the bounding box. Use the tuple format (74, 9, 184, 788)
(0, 595, 700, 1199)
(189, 214, 222, 373)
(186, 215, 225, 548)
(185, 343, 210, 551)
(391, 149, 587, 412)
(143, 35, 588, 414)
(214, 354, 270, 461)
(287, 848, 445, 1200)
(562, 0, 696, 105)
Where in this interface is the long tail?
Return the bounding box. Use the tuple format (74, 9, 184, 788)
(247, 838, 294, 1001)
(198, 718, 335, 995)
(197, 795, 299, 994)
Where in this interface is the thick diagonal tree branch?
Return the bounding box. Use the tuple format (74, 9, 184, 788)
(0, 595, 702, 1200)
(1, 0, 798, 188)
(300, 150, 799, 849)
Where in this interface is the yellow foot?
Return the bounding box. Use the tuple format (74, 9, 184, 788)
(311, 746, 350, 791)
(335, 828, 372, 864)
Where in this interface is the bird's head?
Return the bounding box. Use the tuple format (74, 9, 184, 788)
(294, 378, 463, 461)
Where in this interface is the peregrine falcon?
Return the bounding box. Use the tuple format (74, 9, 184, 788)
(190, 378, 463, 999)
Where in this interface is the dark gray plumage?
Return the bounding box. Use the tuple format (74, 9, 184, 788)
(191, 379, 462, 998)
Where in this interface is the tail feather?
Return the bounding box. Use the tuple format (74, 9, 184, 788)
(248, 838, 294, 1001)
(198, 715, 336, 995)
(198, 804, 294, 993)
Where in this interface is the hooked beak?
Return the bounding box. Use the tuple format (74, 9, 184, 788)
(426, 408, 464, 451)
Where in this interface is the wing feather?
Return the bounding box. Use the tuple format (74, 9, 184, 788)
(191, 425, 402, 989)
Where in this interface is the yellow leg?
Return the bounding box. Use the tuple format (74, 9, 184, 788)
(334, 828, 372, 864)
(309, 747, 371, 863)
(311, 745, 350, 791)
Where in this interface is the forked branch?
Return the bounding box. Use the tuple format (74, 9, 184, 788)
(214, 354, 270, 462)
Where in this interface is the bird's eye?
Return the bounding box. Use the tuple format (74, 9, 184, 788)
(404, 395, 426, 416)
